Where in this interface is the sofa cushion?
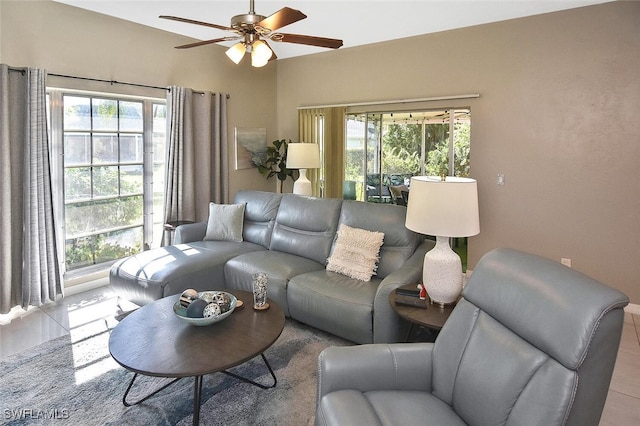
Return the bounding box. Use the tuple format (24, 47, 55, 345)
(287, 270, 381, 344)
(204, 202, 245, 242)
(224, 250, 325, 317)
(326, 224, 384, 281)
(318, 389, 466, 426)
(337, 200, 422, 278)
(234, 190, 283, 248)
(269, 194, 342, 264)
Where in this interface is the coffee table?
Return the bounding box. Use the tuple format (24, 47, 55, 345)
(109, 290, 285, 425)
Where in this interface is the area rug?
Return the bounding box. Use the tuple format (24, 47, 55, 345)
(0, 318, 350, 425)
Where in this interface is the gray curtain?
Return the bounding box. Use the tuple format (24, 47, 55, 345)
(0, 64, 63, 314)
(165, 87, 229, 225)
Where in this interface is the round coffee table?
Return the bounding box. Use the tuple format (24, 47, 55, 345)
(109, 290, 285, 425)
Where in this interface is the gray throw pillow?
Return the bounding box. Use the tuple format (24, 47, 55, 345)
(203, 203, 245, 242)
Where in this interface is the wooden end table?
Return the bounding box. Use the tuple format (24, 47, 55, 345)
(389, 283, 456, 342)
(109, 290, 285, 425)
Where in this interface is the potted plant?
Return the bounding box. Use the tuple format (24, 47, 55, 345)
(256, 139, 294, 193)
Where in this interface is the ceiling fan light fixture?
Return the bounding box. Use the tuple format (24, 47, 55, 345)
(225, 42, 246, 64)
(251, 39, 272, 67)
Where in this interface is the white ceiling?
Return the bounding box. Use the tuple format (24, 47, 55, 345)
(53, 0, 613, 60)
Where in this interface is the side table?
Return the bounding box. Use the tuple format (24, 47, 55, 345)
(389, 283, 456, 342)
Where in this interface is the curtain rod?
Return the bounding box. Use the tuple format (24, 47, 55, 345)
(297, 94, 480, 110)
(44, 71, 229, 98)
(48, 72, 168, 91)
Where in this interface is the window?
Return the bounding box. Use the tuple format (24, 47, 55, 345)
(344, 108, 471, 270)
(345, 109, 471, 203)
(48, 92, 166, 272)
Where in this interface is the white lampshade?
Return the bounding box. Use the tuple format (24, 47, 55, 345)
(405, 176, 479, 238)
(286, 143, 320, 196)
(225, 42, 246, 64)
(286, 143, 320, 169)
(405, 176, 479, 306)
(251, 40, 272, 67)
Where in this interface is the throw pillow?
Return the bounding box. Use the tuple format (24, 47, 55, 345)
(203, 202, 245, 242)
(326, 224, 384, 282)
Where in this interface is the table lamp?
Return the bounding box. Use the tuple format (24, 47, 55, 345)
(405, 176, 479, 306)
(286, 143, 320, 196)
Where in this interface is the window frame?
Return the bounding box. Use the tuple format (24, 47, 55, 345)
(48, 89, 166, 276)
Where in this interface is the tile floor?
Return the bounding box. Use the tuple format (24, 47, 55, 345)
(1, 282, 639, 425)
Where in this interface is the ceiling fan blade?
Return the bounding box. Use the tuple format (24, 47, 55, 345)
(159, 15, 232, 32)
(175, 37, 239, 49)
(275, 33, 343, 49)
(257, 7, 306, 32)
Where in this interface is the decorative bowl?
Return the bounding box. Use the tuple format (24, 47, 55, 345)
(173, 291, 237, 326)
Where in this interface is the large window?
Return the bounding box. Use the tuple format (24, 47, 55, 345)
(345, 109, 471, 203)
(49, 92, 166, 272)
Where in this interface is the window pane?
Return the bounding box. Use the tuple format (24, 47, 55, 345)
(93, 134, 118, 163)
(153, 104, 166, 132)
(64, 167, 91, 201)
(120, 165, 143, 195)
(120, 134, 143, 163)
(64, 133, 91, 165)
(65, 226, 143, 271)
(94, 227, 143, 264)
(93, 166, 119, 197)
(65, 201, 95, 237)
(118, 195, 144, 226)
(425, 123, 450, 176)
(382, 123, 421, 190)
(345, 115, 366, 201)
(92, 98, 118, 131)
(120, 101, 143, 132)
(65, 236, 95, 270)
(64, 96, 90, 130)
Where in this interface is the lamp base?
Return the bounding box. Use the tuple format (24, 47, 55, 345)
(292, 168, 312, 196)
(423, 236, 463, 306)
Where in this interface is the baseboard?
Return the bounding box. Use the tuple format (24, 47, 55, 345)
(625, 303, 640, 316)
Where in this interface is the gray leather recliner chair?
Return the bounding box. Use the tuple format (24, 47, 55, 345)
(315, 248, 629, 426)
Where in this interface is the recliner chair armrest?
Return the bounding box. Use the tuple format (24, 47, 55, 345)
(174, 222, 207, 244)
(317, 343, 433, 401)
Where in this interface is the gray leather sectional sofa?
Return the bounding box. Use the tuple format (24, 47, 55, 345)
(110, 190, 434, 344)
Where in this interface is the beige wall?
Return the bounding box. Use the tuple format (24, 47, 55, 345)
(276, 2, 640, 302)
(0, 0, 278, 198)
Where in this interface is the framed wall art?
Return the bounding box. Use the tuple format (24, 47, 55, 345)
(235, 127, 267, 170)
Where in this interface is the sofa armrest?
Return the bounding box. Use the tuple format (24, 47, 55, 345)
(372, 239, 435, 343)
(317, 343, 433, 400)
(174, 222, 207, 244)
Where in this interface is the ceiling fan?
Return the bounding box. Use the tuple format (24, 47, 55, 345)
(160, 0, 343, 67)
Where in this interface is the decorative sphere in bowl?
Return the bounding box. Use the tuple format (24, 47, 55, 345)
(173, 291, 237, 326)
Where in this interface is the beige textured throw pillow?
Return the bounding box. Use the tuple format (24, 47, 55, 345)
(327, 224, 384, 282)
(203, 203, 245, 242)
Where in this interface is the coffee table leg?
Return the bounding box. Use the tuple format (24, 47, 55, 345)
(122, 373, 183, 407)
(193, 375, 203, 425)
(221, 353, 277, 389)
